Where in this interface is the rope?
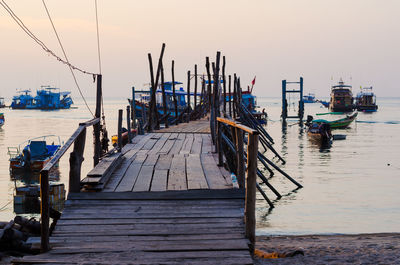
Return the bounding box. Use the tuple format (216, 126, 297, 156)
(41, 0, 94, 117)
(94, 0, 102, 74)
(0, 0, 97, 76)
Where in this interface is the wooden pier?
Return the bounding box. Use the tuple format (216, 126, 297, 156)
(14, 119, 256, 264)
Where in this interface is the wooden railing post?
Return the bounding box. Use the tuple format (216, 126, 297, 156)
(245, 132, 259, 254)
(40, 170, 50, 252)
(93, 74, 102, 166)
(187, 70, 191, 123)
(118, 109, 123, 151)
(217, 121, 223, 166)
(69, 127, 86, 193)
(127, 105, 132, 143)
(131, 86, 136, 129)
(236, 127, 245, 188)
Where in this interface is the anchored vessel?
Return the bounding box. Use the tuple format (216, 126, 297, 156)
(8, 135, 61, 174)
(329, 79, 353, 112)
(0, 113, 4, 128)
(11, 86, 73, 110)
(311, 111, 358, 129)
(355, 86, 378, 112)
(303, 93, 316, 103)
(0, 97, 5, 108)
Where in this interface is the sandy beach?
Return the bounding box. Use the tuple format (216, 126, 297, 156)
(255, 233, 400, 265)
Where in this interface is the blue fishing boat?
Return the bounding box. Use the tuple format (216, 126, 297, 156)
(11, 86, 73, 110)
(303, 93, 316, 103)
(8, 135, 61, 174)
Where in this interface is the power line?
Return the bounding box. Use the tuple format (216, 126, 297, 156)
(41, 0, 94, 116)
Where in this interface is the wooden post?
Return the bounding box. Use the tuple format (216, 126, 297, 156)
(118, 109, 123, 151)
(228, 75, 232, 116)
(233, 74, 237, 119)
(172, 60, 178, 125)
(245, 132, 259, 253)
(147, 53, 155, 132)
(69, 127, 86, 193)
(187, 70, 191, 123)
(161, 62, 168, 128)
(127, 105, 132, 143)
(205, 57, 212, 111)
(282, 80, 287, 121)
(222, 56, 226, 114)
(40, 170, 50, 252)
(131, 86, 136, 129)
(194, 64, 198, 113)
(93, 74, 102, 166)
(201, 76, 206, 117)
(235, 128, 245, 188)
(217, 122, 223, 166)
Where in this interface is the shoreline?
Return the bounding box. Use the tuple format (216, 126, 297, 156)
(255, 233, 400, 264)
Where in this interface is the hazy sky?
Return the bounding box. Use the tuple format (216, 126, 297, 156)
(1, 0, 399, 100)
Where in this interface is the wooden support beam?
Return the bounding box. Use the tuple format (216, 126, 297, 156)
(222, 56, 226, 113)
(172, 60, 178, 125)
(245, 133, 258, 253)
(187, 70, 191, 123)
(93, 74, 102, 166)
(161, 62, 168, 128)
(235, 128, 245, 189)
(194, 64, 198, 112)
(118, 109, 123, 151)
(127, 105, 133, 143)
(69, 127, 86, 193)
(40, 170, 50, 252)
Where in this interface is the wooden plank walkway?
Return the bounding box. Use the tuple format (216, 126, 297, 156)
(15, 122, 253, 264)
(157, 117, 211, 133)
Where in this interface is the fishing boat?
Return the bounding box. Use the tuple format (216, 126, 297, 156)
(8, 135, 61, 174)
(329, 79, 354, 112)
(307, 122, 332, 143)
(0, 97, 5, 108)
(11, 86, 73, 110)
(311, 111, 358, 129)
(355, 86, 378, 112)
(0, 113, 4, 128)
(303, 93, 316, 103)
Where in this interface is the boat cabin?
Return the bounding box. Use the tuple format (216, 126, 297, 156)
(329, 79, 353, 112)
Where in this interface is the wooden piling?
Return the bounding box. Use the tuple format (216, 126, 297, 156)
(69, 127, 86, 193)
(187, 70, 191, 123)
(127, 106, 133, 143)
(118, 109, 123, 151)
(245, 132, 258, 253)
(161, 62, 168, 128)
(147, 53, 155, 132)
(194, 64, 198, 112)
(228, 75, 232, 116)
(131, 86, 136, 129)
(235, 128, 245, 188)
(222, 56, 226, 113)
(93, 74, 102, 166)
(40, 170, 50, 252)
(172, 60, 178, 125)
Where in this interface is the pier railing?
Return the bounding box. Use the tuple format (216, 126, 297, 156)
(216, 117, 259, 252)
(39, 117, 100, 252)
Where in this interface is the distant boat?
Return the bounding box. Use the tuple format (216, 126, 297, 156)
(0, 97, 5, 108)
(8, 135, 61, 174)
(303, 93, 316, 103)
(307, 122, 332, 143)
(329, 79, 354, 112)
(355, 86, 378, 112)
(311, 111, 358, 129)
(0, 113, 4, 128)
(11, 86, 73, 110)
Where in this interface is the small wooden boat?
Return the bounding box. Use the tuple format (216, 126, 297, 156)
(312, 111, 358, 129)
(355, 86, 378, 112)
(307, 122, 332, 143)
(8, 135, 61, 174)
(0, 97, 5, 108)
(329, 79, 354, 112)
(303, 93, 316, 103)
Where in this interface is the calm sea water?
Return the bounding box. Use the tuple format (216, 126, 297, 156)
(1, 96, 399, 235)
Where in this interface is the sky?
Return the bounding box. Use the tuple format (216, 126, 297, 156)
(1, 0, 399, 101)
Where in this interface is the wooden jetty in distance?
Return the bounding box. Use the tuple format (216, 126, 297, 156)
(14, 47, 301, 264)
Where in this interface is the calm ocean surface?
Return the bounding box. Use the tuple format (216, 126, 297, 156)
(1, 96, 399, 235)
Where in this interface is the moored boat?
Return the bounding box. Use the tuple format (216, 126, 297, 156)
(8, 135, 61, 174)
(307, 122, 332, 143)
(0, 97, 5, 108)
(311, 111, 358, 129)
(11, 86, 73, 110)
(355, 86, 378, 112)
(303, 93, 316, 103)
(329, 79, 354, 112)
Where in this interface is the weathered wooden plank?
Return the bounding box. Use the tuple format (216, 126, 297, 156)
(190, 134, 202, 154)
(167, 154, 187, 190)
(154, 154, 173, 170)
(201, 134, 213, 153)
(212, 153, 233, 187)
(179, 134, 194, 154)
(68, 189, 245, 200)
(114, 155, 146, 192)
(82, 152, 122, 184)
(186, 154, 208, 190)
(148, 133, 171, 154)
(150, 169, 168, 191)
(168, 133, 186, 154)
(201, 153, 231, 189)
(142, 138, 158, 150)
(57, 217, 243, 226)
(157, 133, 178, 154)
(132, 165, 154, 192)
